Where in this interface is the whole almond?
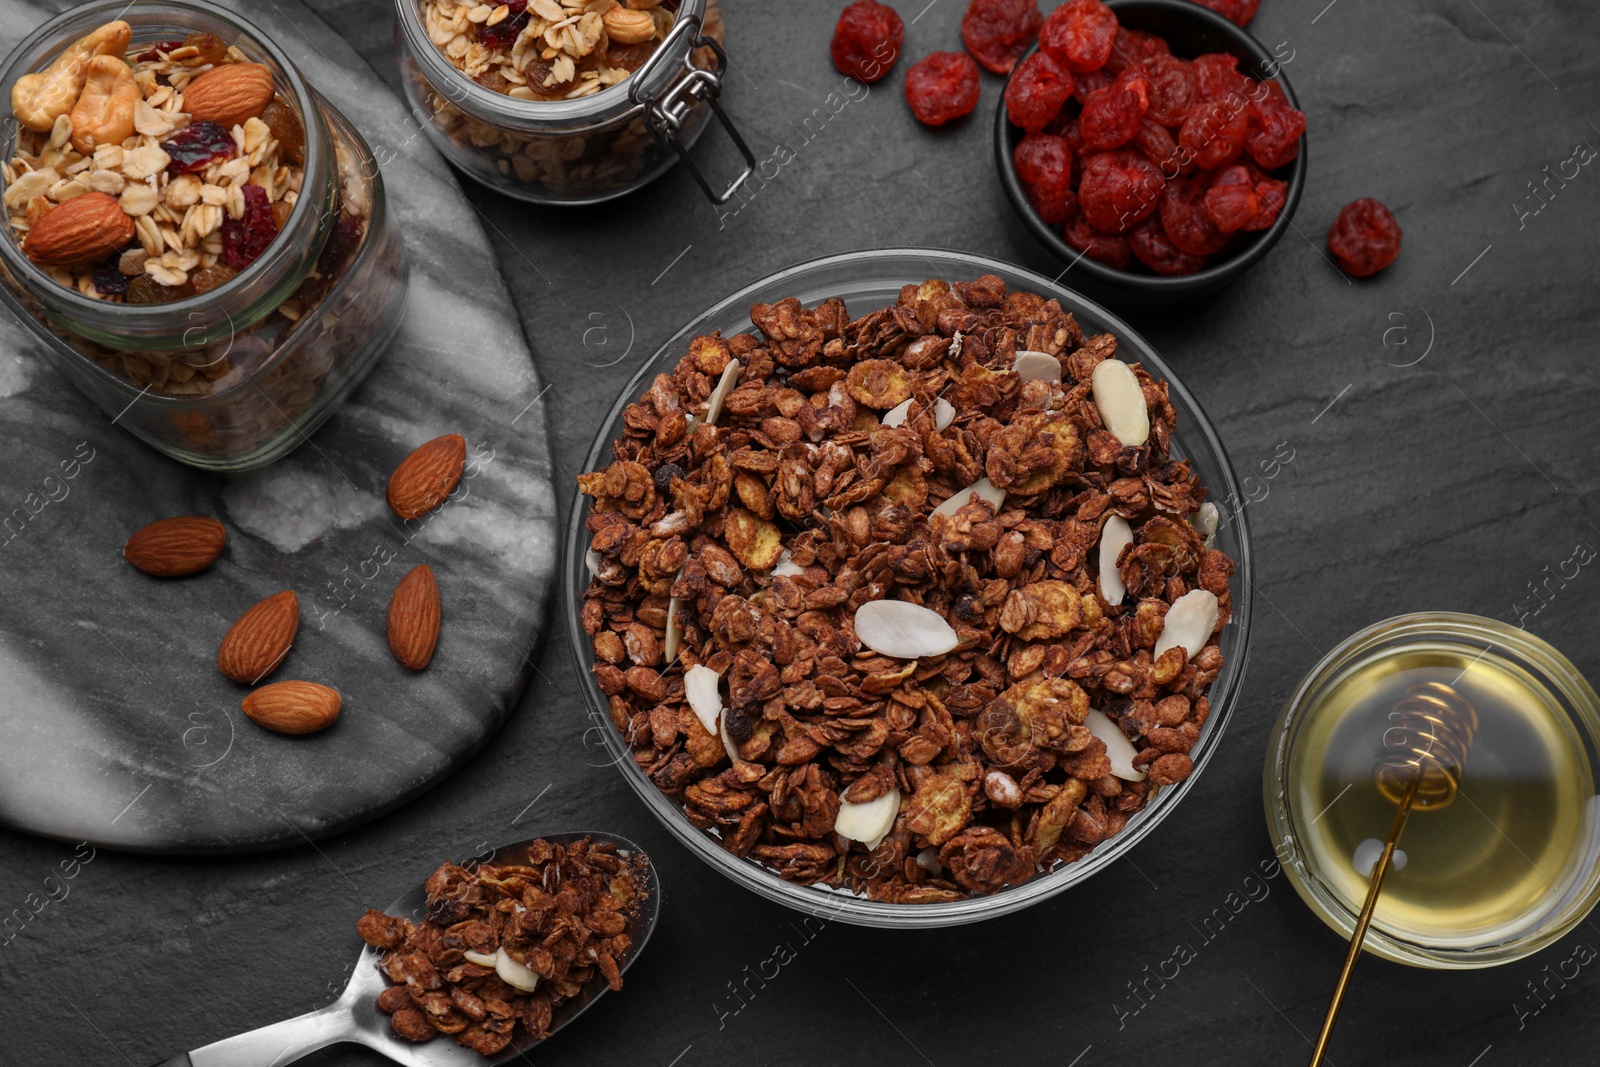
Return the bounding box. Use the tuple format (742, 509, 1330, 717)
(217, 590, 299, 684)
(182, 63, 274, 128)
(241, 680, 340, 735)
(387, 564, 441, 670)
(123, 516, 226, 577)
(387, 434, 466, 520)
(23, 191, 135, 266)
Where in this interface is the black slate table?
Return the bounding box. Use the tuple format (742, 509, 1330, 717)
(4, 1, 1599, 1065)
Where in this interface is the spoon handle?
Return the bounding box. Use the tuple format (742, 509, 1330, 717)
(146, 1002, 360, 1067)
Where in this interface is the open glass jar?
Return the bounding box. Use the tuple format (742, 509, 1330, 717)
(0, 0, 407, 471)
(393, 0, 753, 204)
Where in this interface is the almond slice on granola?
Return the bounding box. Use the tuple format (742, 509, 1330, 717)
(834, 788, 902, 850)
(1012, 350, 1063, 382)
(691, 357, 741, 428)
(1086, 709, 1147, 782)
(1091, 358, 1150, 447)
(1097, 515, 1133, 605)
(683, 664, 722, 737)
(881, 395, 956, 431)
(1154, 589, 1219, 662)
(854, 600, 958, 659)
(930, 476, 1005, 520)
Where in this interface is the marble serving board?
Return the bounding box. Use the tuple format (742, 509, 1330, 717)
(0, 0, 555, 852)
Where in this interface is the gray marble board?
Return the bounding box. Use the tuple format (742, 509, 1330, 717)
(0, 0, 556, 852)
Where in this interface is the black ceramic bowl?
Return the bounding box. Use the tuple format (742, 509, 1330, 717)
(994, 0, 1307, 308)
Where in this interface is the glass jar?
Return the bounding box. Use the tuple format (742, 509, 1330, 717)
(393, 0, 752, 205)
(0, 0, 408, 471)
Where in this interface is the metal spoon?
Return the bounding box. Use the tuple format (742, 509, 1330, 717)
(147, 831, 660, 1067)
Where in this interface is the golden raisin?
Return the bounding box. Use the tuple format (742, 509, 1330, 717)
(260, 99, 304, 165)
(188, 264, 237, 295)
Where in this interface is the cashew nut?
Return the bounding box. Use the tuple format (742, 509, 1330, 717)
(68, 55, 138, 154)
(11, 20, 131, 133)
(603, 6, 657, 45)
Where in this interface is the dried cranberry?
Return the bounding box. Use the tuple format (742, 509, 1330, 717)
(1327, 198, 1402, 277)
(1005, 51, 1072, 132)
(905, 51, 982, 127)
(1128, 216, 1206, 274)
(1179, 97, 1250, 169)
(832, 0, 905, 83)
(1141, 54, 1197, 126)
(479, 3, 529, 51)
(93, 268, 130, 297)
(1062, 208, 1131, 268)
(1077, 149, 1164, 232)
(1039, 0, 1118, 74)
(1071, 67, 1113, 104)
(163, 121, 238, 174)
(1013, 133, 1074, 223)
(1191, 52, 1249, 103)
(961, 0, 1042, 75)
(222, 184, 278, 270)
(1160, 176, 1230, 255)
(1247, 94, 1306, 170)
(136, 39, 185, 62)
(1133, 118, 1182, 175)
(1202, 180, 1260, 233)
(1103, 27, 1169, 74)
(1079, 70, 1149, 151)
(1192, 0, 1260, 26)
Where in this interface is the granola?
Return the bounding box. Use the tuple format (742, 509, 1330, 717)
(358, 837, 649, 1056)
(579, 275, 1236, 902)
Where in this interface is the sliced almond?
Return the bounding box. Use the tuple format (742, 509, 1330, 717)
(1097, 515, 1133, 605)
(1154, 589, 1219, 662)
(719, 715, 742, 764)
(1013, 350, 1063, 383)
(933, 396, 956, 431)
(495, 949, 541, 993)
(684, 664, 722, 737)
(1091, 359, 1150, 447)
(1195, 502, 1220, 550)
(585, 547, 603, 577)
(692, 358, 742, 428)
(773, 549, 805, 577)
(834, 787, 901, 849)
(916, 847, 942, 874)
(463, 949, 498, 967)
(854, 600, 959, 659)
(1086, 709, 1146, 782)
(663, 596, 683, 663)
(881, 397, 914, 427)
(931, 476, 1005, 520)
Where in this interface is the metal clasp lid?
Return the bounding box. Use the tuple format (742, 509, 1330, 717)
(631, 17, 754, 205)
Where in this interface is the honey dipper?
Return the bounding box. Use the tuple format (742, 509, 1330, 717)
(1308, 682, 1480, 1066)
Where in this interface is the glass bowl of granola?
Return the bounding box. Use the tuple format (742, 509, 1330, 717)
(393, 0, 751, 205)
(0, 0, 408, 470)
(564, 248, 1254, 927)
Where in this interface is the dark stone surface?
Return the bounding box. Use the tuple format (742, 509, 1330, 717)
(0, 0, 557, 853)
(3, 1, 1599, 1065)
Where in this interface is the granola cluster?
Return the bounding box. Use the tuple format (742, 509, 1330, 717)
(579, 275, 1235, 903)
(358, 838, 649, 1056)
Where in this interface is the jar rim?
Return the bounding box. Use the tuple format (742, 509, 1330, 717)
(392, 0, 707, 133)
(0, 0, 331, 330)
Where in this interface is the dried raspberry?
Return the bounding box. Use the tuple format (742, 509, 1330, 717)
(1141, 54, 1197, 126)
(832, 1, 905, 83)
(1039, 0, 1118, 74)
(1160, 176, 1230, 255)
(1013, 133, 1074, 223)
(1202, 180, 1260, 233)
(1327, 198, 1402, 277)
(136, 39, 185, 62)
(1191, 52, 1249, 103)
(905, 51, 982, 126)
(961, 0, 1042, 75)
(1247, 94, 1306, 170)
(479, 2, 528, 51)
(1079, 70, 1149, 151)
(1062, 208, 1131, 269)
(1077, 149, 1164, 232)
(222, 184, 278, 270)
(1103, 27, 1168, 74)
(1133, 118, 1182, 175)
(1179, 97, 1250, 169)
(1191, 0, 1260, 26)
(1128, 215, 1206, 274)
(1071, 67, 1113, 104)
(163, 121, 238, 175)
(93, 268, 130, 297)
(1005, 51, 1072, 132)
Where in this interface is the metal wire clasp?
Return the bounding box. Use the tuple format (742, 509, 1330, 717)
(631, 19, 754, 205)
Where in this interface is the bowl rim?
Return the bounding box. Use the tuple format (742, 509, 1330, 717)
(993, 0, 1308, 294)
(563, 247, 1255, 927)
(1263, 610, 1600, 968)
